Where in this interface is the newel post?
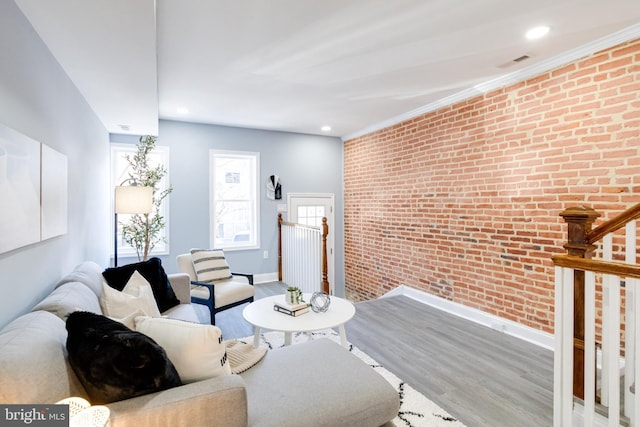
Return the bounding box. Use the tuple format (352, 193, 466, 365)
(321, 217, 329, 294)
(559, 206, 600, 400)
(278, 213, 283, 282)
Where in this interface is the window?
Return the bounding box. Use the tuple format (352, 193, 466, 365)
(210, 150, 260, 250)
(297, 205, 326, 227)
(111, 143, 170, 257)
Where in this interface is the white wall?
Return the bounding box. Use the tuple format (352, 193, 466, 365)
(111, 119, 346, 296)
(0, 1, 111, 328)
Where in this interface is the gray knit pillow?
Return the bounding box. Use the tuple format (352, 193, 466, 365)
(190, 249, 232, 283)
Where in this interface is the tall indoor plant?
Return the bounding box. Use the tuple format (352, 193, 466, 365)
(120, 135, 172, 261)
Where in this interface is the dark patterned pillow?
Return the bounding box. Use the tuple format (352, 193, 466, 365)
(102, 257, 180, 312)
(65, 311, 181, 404)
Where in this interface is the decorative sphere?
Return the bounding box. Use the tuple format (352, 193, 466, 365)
(310, 292, 331, 313)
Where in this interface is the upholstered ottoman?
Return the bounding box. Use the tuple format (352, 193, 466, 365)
(241, 338, 399, 427)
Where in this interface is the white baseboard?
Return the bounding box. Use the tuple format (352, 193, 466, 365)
(383, 285, 554, 351)
(254, 272, 279, 284)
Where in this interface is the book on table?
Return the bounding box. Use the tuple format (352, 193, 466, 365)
(280, 297, 308, 311)
(273, 303, 310, 317)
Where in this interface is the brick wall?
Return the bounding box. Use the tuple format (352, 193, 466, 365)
(343, 38, 640, 334)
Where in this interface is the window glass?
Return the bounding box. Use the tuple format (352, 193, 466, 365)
(297, 205, 325, 227)
(110, 143, 170, 257)
(210, 150, 260, 250)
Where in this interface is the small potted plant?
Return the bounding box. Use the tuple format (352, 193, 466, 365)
(285, 286, 304, 305)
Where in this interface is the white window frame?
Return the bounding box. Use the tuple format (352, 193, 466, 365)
(110, 143, 171, 258)
(209, 149, 260, 251)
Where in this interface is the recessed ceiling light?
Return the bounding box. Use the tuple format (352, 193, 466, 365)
(526, 26, 550, 40)
(321, 125, 331, 132)
(176, 107, 189, 115)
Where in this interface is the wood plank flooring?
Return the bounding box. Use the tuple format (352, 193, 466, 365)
(216, 283, 554, 427)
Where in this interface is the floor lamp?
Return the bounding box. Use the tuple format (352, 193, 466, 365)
(114, 185, 153, 267)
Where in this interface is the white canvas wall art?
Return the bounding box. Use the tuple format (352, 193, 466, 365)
(0, 123, 68, 254)
(0, 124, 41, 254)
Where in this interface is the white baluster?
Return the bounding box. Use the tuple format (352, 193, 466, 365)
(606, 275, 621, 427)
(585, 270, 596, 426)
(602, 233, 613, 406)
(553, 266, 563, 427)
(554, 266, 574, 427)
(626, 220, 637, 422)
(281, 223, 324, 294)
(563, 267, 574, 427)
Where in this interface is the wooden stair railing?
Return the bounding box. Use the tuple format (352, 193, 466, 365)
(587, 202, 640, 244)
(278, 213, 330, 294)
(553, 202, 640, 401)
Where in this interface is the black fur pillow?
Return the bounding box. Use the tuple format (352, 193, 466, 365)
(102, 257, 180, 312)
(65, 311, 181, 404)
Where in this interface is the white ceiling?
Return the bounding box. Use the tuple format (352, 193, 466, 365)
(14, 0, 640, 139)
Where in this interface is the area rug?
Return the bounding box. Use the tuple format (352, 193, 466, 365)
(238, 329, 466, 427)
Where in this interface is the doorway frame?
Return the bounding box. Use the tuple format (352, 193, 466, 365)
(286, 192, 335, 294)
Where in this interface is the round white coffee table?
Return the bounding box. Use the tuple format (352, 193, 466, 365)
(242, 293, 356, 348)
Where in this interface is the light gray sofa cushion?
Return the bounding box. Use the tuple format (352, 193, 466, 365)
(107, 375, 247, 427)
(161, 301, 204, 323)
(55, 261, 104, 297)
(241, 338, 400, 427)
(32, 281, 102, 319)
(0, 310, 89, 403)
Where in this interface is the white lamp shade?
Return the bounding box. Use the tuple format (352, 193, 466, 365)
(115, 186, 153, 214)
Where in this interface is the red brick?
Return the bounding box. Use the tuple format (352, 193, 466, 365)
(343, 38, 640, 336)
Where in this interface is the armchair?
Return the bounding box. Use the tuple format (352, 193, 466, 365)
(176, 251, 255, 325)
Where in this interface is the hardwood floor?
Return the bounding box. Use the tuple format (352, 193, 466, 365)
(217, 283, 554, 427)
(215, 281, 286, 339)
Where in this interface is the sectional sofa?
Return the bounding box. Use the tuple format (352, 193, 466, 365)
(0, 261, 399, 426)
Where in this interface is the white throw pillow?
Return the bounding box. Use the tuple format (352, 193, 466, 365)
(100, 271, 161, 319)
(134, 316, 231, 383)
(107, 308, 147, 329)
(190, 249, 232, 283)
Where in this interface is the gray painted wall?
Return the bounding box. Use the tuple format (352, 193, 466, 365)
(112, 119, 346, 296)
(0, 2, 110, 328)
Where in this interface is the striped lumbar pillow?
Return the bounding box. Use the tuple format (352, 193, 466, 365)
(190, 249, 233, 283)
